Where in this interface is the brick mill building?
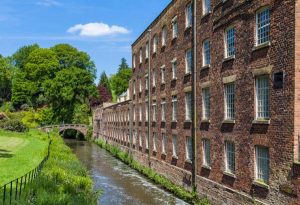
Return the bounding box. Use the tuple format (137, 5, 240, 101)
(93, 0, 300, 204)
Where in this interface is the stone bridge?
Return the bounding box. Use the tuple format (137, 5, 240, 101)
(40, 124, 89, 136)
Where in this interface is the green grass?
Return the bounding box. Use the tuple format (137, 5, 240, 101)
(95, 139, 211, 205)
(20, 130, 99, 205)
(0, 129, 48, 185)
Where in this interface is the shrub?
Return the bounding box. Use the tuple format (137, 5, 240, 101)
(0, 112, 8, 121)
(0, 119, 28, 132)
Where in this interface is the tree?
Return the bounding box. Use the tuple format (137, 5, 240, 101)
(90, 72, 112, 106)
(12, 44, 40, 69)
(109, 58, 132, 97)
(0, 56, 14, 102)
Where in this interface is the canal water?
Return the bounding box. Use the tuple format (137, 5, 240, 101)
(65, 140, 189, 205)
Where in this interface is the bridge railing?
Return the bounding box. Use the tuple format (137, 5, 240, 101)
(40, 124, 89, 129)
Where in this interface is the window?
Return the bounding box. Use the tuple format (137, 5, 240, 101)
(133, 54, 136, 68)
(152, 102, 157, 121)
(145, 102, 148, 121)
(133, 106, 136, 121)
(145, 133, 149, 149)
(161, 66, 166, 84)
(172, 17, 178, 39)
(162, 133, 167, 154)
(133, 130, 137, 145)
(255, 75, 269, 120)
(186, 3, 193, 28)
(139, 105, 142, 122)
(185, 92, 192, 121)
(255, 146, 269, 183)
(162, 26, 167, 46)
(153, 35, 158, 53)
(202, 139, 211, 167)
(172, 96, 178, 121)
(171, 59, 177, 79)
(139, 79, 142, 92)
(186, 136, 193, 160)
(145, 75, 148, 90)
(172, 135, 178, 157)
(202, 87, 210, 120)
(161, 100, 166, 121)
(186, 49, 192, 74)
(153, 133, 157, 151)
(139, 48, 143, 63)
(256, 7, 270, 46)
(203, 40, 211, 66)
(203, 0, 211, 15)
(224, 83, 235, 120)
(225, 141, 235, 174)
(133, 81, 136, 95)
(139, 133, 142, 147)
(145, 42, 149, 59)
(225, 26, 235, 58)
(152, 69, 156, 87)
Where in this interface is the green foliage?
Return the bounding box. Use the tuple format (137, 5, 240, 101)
(20, 132, 99, 205)
(0, 56, 14, 101)
(95, 139, 211, 205)
(109, 58, 132, 97)
(72, 103, 90, 125)
(0, 119, 28, 132)
(21, 108, 42, 128)
(12, 44, 40, 69)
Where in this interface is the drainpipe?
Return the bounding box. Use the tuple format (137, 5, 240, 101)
(147, 29, 152, 167)
(192, 0, 198, 191)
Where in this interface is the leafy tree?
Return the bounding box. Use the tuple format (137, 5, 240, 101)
(109, 58, 132, 96)
(72, 103, 90, 125)
(12, 44, 39, 69)
(0, 56, 14, 102)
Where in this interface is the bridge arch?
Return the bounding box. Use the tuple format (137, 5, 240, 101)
(40, 124, 89, 138)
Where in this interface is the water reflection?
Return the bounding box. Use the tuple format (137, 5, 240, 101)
(65, 140, 189, 205)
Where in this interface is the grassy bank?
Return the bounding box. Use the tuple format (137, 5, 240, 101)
(19, 131, 99, 205)
(95, 139, 210, 205)
(0, 129, 48, 185)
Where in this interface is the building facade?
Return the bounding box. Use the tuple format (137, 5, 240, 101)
(93, 0, 300, 204)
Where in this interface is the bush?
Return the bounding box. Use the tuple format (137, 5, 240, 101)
(0, 119, 28, 132)
(0, 112, 8, 121)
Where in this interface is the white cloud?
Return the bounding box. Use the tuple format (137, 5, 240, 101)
(36, 0, 62, 7)
(67, 22, 130, 37)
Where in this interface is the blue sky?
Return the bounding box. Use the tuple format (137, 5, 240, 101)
(0, 0, 170, 81)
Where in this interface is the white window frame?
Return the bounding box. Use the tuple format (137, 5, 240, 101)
(153, 133, 157, 151)
(203, 0, 211, 15)
(256, 7, 270, 46)
(171, 58, 177, 79)
(145, 133, 149, 149)
(185, 3, 193, 28)
(162, 26, 167, 47)
(225, 141, 235, 174)
(139, 104, 142, 122)
(186, 136, 193, 161)
(185, 92, 192, 121)
(172, 95, 177, 122)
(203, 39, 211, 67)
(133, 54, 136, 68)
(185, 49, 192, 74)
(255, 146, 269, 183)
(139, 47, 143, 64)
(202, 139, 211, 167)
(133, 106, 136, 121)
(145, 75, 149, 90)
(202, 87, 210, 120)
(133, 80, 136, 95)
(145, 42, 149, 59)
(172, 135, 178, 157)
(145, 102, 148, 121)
(225, 26, 235, 58)
(162, 133, 167, 154)
(152, 69, 156, 87)
(161, 100, 166, 122)
(152, 102, 157, 122)
(224, 83, 235, 120)
(139, 78, 142, 93)
(172, 16, 178, 39)
(161, 65, 166, 84)
(139, 133, 142, 147)
(255, 75, 270, 120)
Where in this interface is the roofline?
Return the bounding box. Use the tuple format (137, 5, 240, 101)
(131, 0, 175, 48)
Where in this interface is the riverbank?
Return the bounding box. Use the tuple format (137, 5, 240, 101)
(0, 129, 48, 185)
(95, 139, 211, 205)
(19, 131, 98, 204)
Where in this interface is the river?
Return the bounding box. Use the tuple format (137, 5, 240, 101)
(65, 140, 189, 205)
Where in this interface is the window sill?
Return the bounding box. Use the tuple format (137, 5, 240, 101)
(223, 56, 235, 63)
(202, 165, 211, 170)
(201, 119, 210, 123)
(172, 36, 178, 40)
(161, 45, 166, 49)
(171, 77, 177, 81)
(185, 120, 192, 123)
(184, 72, 192, 76)
(185, 159, 192, 164)
(161, 152, 167, 156)
(161, 82, 166, 85)
(201, 65, 210, 70)
(153, 149, 157, 153)
(252, 42, 271, 51)
(223, 171, 236, 179)
(223, 119, 235, 124)
(172, 155, 178, 160)
(185, 26, 192, 31)
(202, 11, 211, 19)
(252, 180, 270, 189)
(252, 119, 270, 125)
